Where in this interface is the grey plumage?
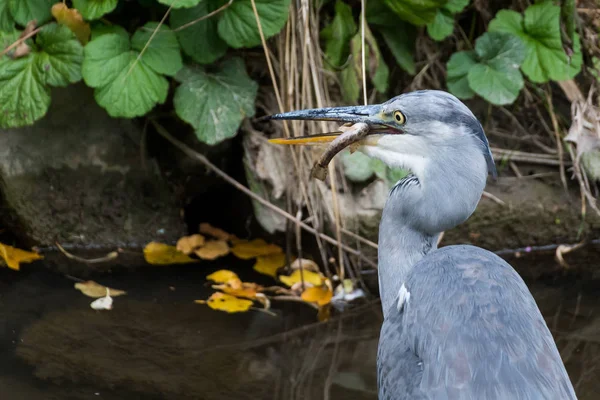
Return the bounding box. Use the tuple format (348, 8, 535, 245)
(266, 90, 577, 399)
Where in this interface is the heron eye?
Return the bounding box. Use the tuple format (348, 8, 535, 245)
(393, 111, 405, 124)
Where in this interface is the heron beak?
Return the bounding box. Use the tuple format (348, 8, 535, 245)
(263, 104, 386, 145)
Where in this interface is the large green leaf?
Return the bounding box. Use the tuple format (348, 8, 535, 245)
(72, 0, 118, 20)
(218, 0, 290, 48)
(383, 0, 447, 26)
(35, 23, 84, 87)
(444, 0, 468, 13)
(0, 56, 50, 128)
(0, 1, 14, 31)
(427, 9, 454, 41)
(156, 0, 203, 9)
(82, 32, 169, 118)
(8, 0, 54, 26)
(446, 50, 476, 99)
(488, 3, 582, 83)
(131, 22, 182, 76)
(339, 63, 359, 103)
(379, 25, 415, 75)
(320, 0, 356, 68)
(173, 58, 258, 145)
(467, 32, 526, 105)
(170, 1, 228, 64)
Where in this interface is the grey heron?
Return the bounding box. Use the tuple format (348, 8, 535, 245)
(266, 90, 577, 399)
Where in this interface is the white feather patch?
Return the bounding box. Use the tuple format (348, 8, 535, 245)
(397, 283, 410, 312)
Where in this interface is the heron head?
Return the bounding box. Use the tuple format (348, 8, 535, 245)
(266, 90, 497, 180)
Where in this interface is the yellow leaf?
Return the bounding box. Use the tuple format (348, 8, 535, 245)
(207, 269, 240, 284)
(51, 3, 91, 45)
(143, 242, 198, 265)
(213, 281, 262, 299)
(230, 238, 282, 259)
(0, 243, 43, 271)
(176, 234, 205, 255)
(290, 258, 319, 272)
(199, 223, 232, 241)
(279, 269, 325, 287)
(74, 281, 127, 298)
(301, 286, 333, 306)
(195, 292, 253, 313)
(253, 253, 286, 277)
(195, 240, 229, 260)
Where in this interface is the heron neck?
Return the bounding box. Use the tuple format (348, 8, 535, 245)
(378, 200, 439, 318)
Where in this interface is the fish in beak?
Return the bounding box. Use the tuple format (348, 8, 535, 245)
(263, 104, 395, 180)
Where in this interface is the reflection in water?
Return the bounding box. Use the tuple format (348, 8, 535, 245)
(0, 252, 599, 400)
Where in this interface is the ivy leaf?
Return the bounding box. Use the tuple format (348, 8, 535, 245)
(173, 57, 258, 145)
(427, 9, 454, 41)
(488, 3, 581, 83)
(218, 0, 290, 48)
(467, 32, 526, 105)
(170, 0, 228, 65)
(0, 57, 50, 128)
(0, 1, 14, 31)
(0, 23, 83, 128)
(320, 0, 356, 68)
(8, 0, 54, 26)
(131, 22, 182, 76)
(446, 50, 476, 99)
(444, 0, 468, 14)
(35, 23, 84, 87)
(72, 0, 118, 20)
(383, 0, 447, 26)
(82, 32, 169, 118)
(156, 0, 202, 9)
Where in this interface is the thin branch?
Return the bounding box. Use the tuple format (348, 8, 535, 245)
(55, 242, 119, 264)
(0, 27, 42, 57)
(482, 191, 506, 206)
(171, 0, 234, 32)
(150, 120, 377, 268)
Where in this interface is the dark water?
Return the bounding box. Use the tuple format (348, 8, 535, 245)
(1, 250, 599, 400)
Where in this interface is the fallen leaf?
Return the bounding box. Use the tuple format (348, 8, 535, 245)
(253, 253, 286, 277)
(0, 243, 43, 271)
(176, 234, 205, 254)
(74, 281, 127, 298)
(290, 258, 319, 272)
(195, 240, 230, 260)
(90, 292, 113, 311)
(318, 304, 331, 322)
(207, 269, 240, 284)
(301, 285, 333, 306)
(279, 269, 325, 287)
(230, 238, 282, 259)
(199, 223, 232, 241)
(51, 3, 91, 45)
(143, 242, 198, 265)
(195, 292, 253, 313)
(213, 281, 263, 299)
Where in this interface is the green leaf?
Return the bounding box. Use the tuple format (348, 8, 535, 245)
(383, 0, 447, 26)
(561, 0, 575, 44)
(173, 58, 258, 145)
(35, 23, 84, 87)
(170, 1, 228, 64)
(0, 56, 50, 128)
(446, 50, 476, 99)
(353, 23, 388, 93)
(218, 0, 290, 48)
(378, 24, 415, 75)
(90, 22, 128, 40)
(156, 0, 202, 9)
(321, 0, 356, 68)
(72, 0, 118, 20)
(339, 63, 359, 103)
(444, 0, 468, 14)
(0, 1, 14, 31)
(488, 3, 581, 83)
(131, 22, 182, 76)
(467, 32, 526, 105)
(8, 0, 54, 26)
(427, 9, 454, 41)
(341, 150, 374, 182)
(82, 32, 169, 118)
